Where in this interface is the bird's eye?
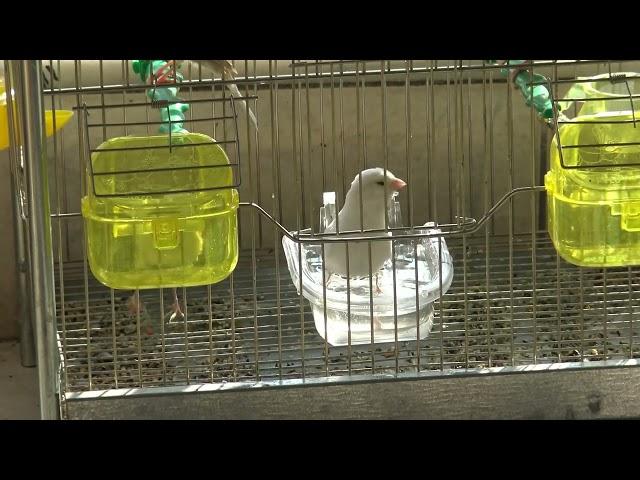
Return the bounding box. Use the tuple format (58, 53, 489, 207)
(376, 181, 385, 186)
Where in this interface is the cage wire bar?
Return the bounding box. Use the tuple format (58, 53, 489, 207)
(5, 60, 37, 368)
(14, 59, 640, 419)
(7, 60, 59, 419)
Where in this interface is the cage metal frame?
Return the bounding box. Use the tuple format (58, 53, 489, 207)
(8, 59, 640, 419)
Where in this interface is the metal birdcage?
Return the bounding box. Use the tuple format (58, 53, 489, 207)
(8, 59, 640, 419)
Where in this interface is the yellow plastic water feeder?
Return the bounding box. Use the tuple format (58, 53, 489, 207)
(546, 73, 640, 267)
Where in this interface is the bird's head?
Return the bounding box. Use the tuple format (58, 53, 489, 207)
(345, 168, 406, 207)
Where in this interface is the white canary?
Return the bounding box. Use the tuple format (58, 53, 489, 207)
(323, 168, 406, 292)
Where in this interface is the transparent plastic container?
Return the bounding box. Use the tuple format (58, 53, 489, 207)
(81, 133, 239, 289)
(546, 73, 640, 267)
(282, 193, 453, 346)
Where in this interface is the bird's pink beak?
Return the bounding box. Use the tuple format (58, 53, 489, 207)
(390, 178, 407, 191)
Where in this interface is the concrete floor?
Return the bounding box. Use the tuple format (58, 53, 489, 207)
(0, 341, 40, 419)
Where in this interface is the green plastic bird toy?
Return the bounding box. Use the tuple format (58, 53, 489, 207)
(132, 60, 189, 134)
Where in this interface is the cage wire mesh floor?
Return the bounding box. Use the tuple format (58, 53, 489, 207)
(56, 232, 640, 393)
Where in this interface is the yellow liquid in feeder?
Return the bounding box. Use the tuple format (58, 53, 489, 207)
(81, 133, 239, 289)
(546, 112, 640, 267)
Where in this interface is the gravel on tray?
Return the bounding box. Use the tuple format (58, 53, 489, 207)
(57, 236, 640, 392)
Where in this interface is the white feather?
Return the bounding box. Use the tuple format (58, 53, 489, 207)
(223, 80, 258, 131)
(188, 60, 258, 132)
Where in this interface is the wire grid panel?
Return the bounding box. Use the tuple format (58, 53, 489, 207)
(41, 60, 640, 399)
(79, 98, 243, 198)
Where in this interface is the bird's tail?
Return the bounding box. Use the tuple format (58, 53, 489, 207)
(185, 60, 259, 132)
(224, 81, 258, 132)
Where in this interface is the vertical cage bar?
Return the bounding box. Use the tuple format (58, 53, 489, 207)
(5, 60, 36, 368)
(17, 60, 58, 419)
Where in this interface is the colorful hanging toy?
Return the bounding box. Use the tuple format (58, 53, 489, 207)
(132, 60, 189, 134)
(487, 60, 555, 126)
